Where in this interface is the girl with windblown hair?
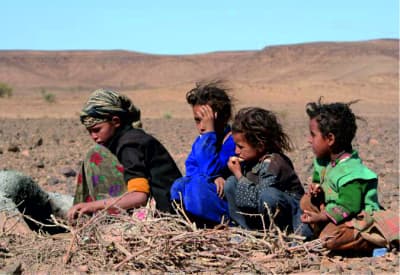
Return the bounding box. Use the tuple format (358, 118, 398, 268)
(170, 81, 236, 227)
(224, 107, 311, 237)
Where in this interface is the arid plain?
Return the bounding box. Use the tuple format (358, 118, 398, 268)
(0, 39, 398, 273)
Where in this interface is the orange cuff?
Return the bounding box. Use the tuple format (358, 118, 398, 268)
(127, 177, 150, 194)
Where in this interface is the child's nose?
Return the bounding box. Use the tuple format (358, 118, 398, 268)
(235, 146, 240, 155)
(90, 132, 98, 140)
(198, 123, 205, 133)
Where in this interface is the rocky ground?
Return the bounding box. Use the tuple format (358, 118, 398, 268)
(0, 115, 399, 274)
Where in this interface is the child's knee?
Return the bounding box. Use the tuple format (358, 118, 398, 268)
(300, 193, 311, 211)
(259, 187, 283, 209)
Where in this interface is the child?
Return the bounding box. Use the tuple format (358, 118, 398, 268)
(67, 89, 182, 222)
(224, 107, 310, 236)
(300, 98, 399, 252)
(170, 81, 236, 226)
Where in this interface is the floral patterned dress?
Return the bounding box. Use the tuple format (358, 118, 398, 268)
(74, 144, 126, 204)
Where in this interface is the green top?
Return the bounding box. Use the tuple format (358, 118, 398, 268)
(312, 151, 381, 224)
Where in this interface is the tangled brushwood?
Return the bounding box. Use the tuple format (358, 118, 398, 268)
(0, 203, 326, 274)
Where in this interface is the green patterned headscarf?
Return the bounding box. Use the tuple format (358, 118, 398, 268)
(80, 89, 142, 128)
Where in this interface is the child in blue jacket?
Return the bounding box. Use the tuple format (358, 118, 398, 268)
(170, 81, 235, 226)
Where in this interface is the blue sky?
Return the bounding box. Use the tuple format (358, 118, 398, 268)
(2, 0, 399, 54)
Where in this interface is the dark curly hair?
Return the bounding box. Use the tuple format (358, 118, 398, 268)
(232, 107, 293, 154)
(306, 97, 360, 153)
(186, 80, 233, 124)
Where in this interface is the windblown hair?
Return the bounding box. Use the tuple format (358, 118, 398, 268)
(186, 80, 233, 124)
(306, 97, 360, 153)
(232, 107, 293, 154)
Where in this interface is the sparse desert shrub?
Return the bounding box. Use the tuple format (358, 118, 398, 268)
(163, 112, 172, 119)
(40, 88, 56, 103)
(277, 110, 288, 120)
(0, 82, 13, 98)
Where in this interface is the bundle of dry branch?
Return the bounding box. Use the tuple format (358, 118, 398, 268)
(0, 204, 325, 274)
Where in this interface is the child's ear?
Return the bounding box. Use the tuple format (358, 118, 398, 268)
(111, 116, 121, 128)
(256, 142, 266, 153)
(326, 133, 335, 146)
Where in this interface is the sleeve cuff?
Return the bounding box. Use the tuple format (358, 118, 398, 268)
(127, 177, 150, 194)
(325, 204, 350, 224)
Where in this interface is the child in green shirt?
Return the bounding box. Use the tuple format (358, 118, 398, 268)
(300, 98, 399, 253)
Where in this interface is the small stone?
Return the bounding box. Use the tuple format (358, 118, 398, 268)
(7, 144, 20, 152)
(76, 265, 89, 272)
(59, 167, 76, 178)
(21, 149, 30, 157)
(362, 135, 371, 144)
(48, 177, 60, 185)
(368, 138, 379, 146)
(34, 137, 43, 147)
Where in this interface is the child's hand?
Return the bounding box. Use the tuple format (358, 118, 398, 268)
(214, 177, 225, 198)
(228, 156, 243, 179)
(197, 105, 215, 132)
(67, 202, 98, 224)
(309, 183, 322, 197)
(301, 210, 329, 223)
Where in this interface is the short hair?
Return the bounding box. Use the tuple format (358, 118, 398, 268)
(306, 98, 360, 153)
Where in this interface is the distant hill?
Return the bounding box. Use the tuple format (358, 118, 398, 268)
(0, 39, 398, 92)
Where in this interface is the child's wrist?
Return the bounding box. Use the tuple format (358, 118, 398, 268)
(95, 199, 107, 211)
(319, 211, 329, 222)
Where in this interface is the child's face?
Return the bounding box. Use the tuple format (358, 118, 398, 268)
(308, 118, 331, 159)
(87, 117, 120, 145)
(232, 132, 263, 162)
(192, 104, 217, 134)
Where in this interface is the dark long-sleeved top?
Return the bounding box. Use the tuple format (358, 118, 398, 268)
(232, 153, 305, 209)
(106, 125, 182, 212)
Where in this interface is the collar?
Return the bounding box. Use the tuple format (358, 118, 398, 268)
(105, 124, 132, 148)
(331, 151, 351, 167)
